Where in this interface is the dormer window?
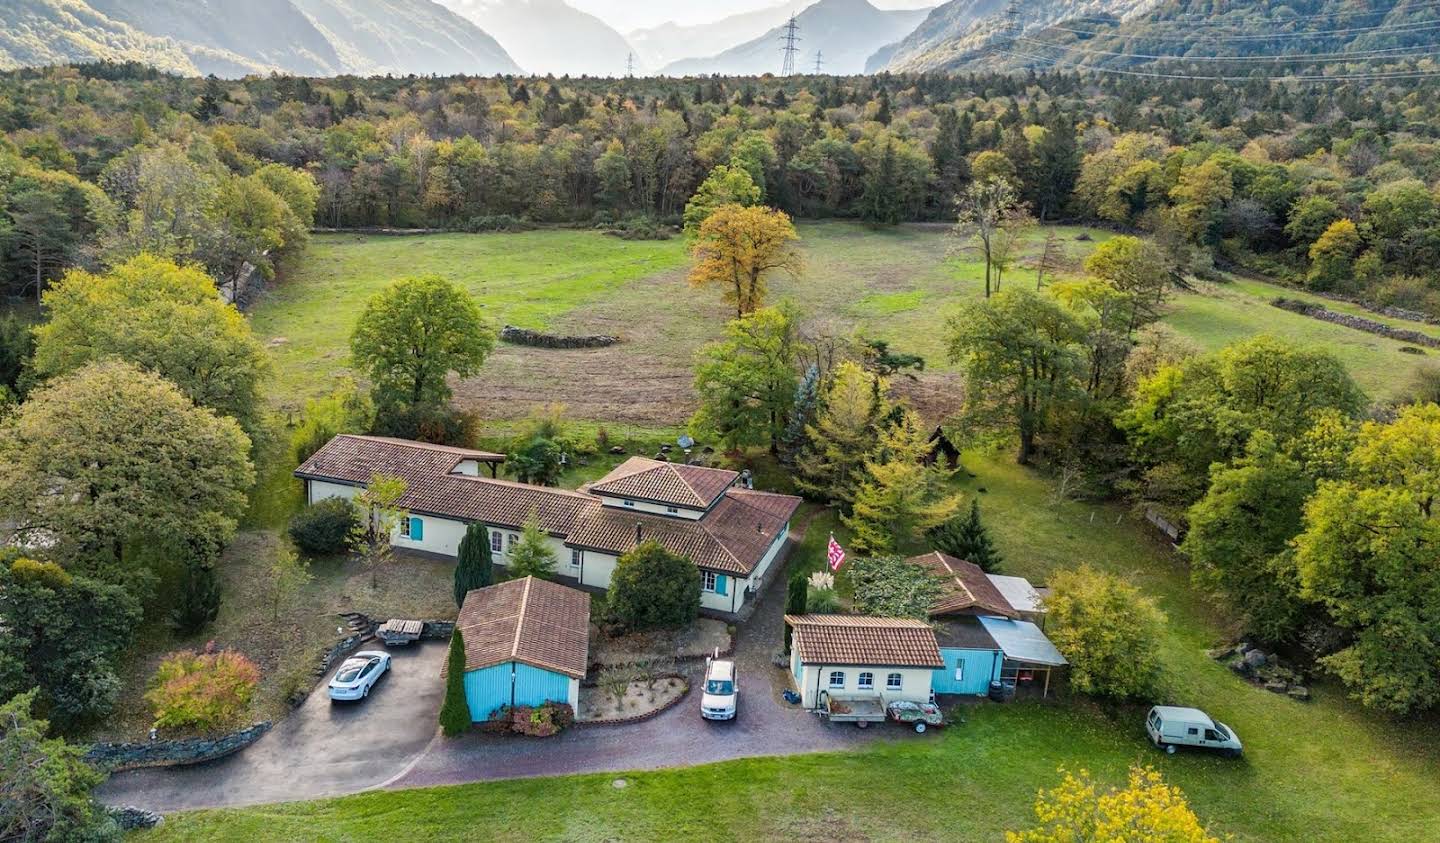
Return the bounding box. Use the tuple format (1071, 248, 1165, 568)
(665, 505, 679, 514)
(622, 499, 635, 507)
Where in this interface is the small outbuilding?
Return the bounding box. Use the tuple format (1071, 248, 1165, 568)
(785, 614, 944, 709)
(454, 576, 590, 721)
(978, 615, 1068, 698)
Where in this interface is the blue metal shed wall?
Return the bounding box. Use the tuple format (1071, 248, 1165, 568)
(932, 647, 1002, 695)
(463, 663, 513, 721)
(513, 663, 572, 708)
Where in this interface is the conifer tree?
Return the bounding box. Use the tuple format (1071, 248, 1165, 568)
(844, 410, 962, 554)
(453, 523, 493, 607)
(929, 500, 1004, 572)
(439, 630, 472, 736)
(505, 513, 557, 580)
(794, 361, 889, 511)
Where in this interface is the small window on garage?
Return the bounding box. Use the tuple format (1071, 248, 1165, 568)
(857, 672, 874, 690)
(887, 673, 902, 690)
(829, 671, 845, 688)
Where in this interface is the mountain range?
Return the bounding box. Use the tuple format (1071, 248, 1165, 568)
(662, 0, 931, 76)
(436, 0, 637, 76)
(628, 2, 808, 70)
(0, 0, 520, 76)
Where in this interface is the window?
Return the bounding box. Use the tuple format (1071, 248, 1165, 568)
(702, 570, 717, 592)
(622, 499, 635, 508)
(490, 530, 503, 553)
(570, 549, 581, 568)
(665, 505, 679, 514)
(858, 672, 874, 690)
(1204, 729, 1221, 742)
(886, 673, 902, 690)
(953, 659, 965, 682)
(828, 671, 845, 689)
(399, 518, 411, 538)
(1187, 727, 1198, 736)
(507, 533, 517, 551)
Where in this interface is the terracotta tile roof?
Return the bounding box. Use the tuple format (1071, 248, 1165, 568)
(567, 488, 800, 576)
(588, 457, 739, 509)
(908, 552, 1018, 619)
(784, 614, 944, 669)
(296, 435, 593, 533)
(455, 576, 590, 679)
(297, 436, 800, 575)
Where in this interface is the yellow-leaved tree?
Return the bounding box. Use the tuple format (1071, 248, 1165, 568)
(688, 204, 801, 318)
(1007, 765, 1220, 843)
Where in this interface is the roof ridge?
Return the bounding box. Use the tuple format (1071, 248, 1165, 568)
(933, 552, 975, 603)
(511, 576, 533, 662)
(339, 433, 502, 458)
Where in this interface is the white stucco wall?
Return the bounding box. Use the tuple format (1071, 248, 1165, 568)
(578, 550, 620, 590)
(394, 514, 468, 557)
(596, 495, 706, 520)
(307, 479, 360, 505)
(567, 676, 579, 710)
(795, 664, 933, 709)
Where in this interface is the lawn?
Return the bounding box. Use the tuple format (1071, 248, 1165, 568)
(141, 451, 1440, 842)
(253, 223, 1429, 435)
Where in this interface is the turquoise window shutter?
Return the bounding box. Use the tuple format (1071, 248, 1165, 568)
(716, 575, 727, 596)
(410, 516, 424, 541)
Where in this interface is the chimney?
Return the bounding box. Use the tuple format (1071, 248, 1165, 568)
(756, 521, 764, 534)
(635, 522, 643, 544)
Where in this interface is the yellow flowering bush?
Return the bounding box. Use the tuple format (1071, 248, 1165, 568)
(1007, 765, 1220, 843)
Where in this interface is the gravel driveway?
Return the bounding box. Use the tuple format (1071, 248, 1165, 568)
(99, 538, 928, 812)
(391, 548, 897, 790)
(97, 641, 447, 812)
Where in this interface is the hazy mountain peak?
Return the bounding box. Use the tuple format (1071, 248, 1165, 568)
(438, 0, 637, 76)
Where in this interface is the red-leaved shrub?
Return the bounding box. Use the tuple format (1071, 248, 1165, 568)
(145, 648, 261, 732)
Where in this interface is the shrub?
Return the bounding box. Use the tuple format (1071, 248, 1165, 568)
(509, 702, 574, 736)
(807, 585, 841, 614)
(439, 630, 471, 737)
(1044, 565, 1166, 700)
(373, 401, 479, 447)
(169, 561, 222, 634)
(1007, 765, 1218, 843)
(604, 540, 701, 633)
(291, 382, 373, 464)
(146, 648, 260, 733)
(453, 523, 494, 606)
(848, 555, 942, 620)
(0, 690, 115, 842)
(460, 214, 533, 233)
(288, 497, 357, 556)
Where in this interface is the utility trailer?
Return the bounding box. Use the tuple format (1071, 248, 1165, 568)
(818, 691, 887, 728)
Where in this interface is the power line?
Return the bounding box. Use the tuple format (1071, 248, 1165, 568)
(780, 14, 801, 76)
(813, 50, 824, 74)
(1045, 17, 1440, 42)
(993, 44, 1440, 82)
(1013, 34, 1440, 63)
(625, 52, 634, 77)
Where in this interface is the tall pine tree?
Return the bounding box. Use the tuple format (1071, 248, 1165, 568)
(928, 500, 1003, 572)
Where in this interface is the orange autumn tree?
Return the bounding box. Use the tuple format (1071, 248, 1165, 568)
(1007, 765, 1220, 843)
(688, 204, 802, 318)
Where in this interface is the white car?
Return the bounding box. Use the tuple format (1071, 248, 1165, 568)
(328, 651, 391, 702)
(701, 655, 738, 721)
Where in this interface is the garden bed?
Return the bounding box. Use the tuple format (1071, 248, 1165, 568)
(590, 617, 732, 667)
(577, 675, 688, 723)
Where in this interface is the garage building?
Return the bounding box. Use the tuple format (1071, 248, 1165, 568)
(455, 576, 590, 721)
(785, 614, 944, 709)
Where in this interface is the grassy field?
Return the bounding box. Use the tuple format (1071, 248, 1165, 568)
(143, 452, 1440, 842)
(254, 224, 1432, 432)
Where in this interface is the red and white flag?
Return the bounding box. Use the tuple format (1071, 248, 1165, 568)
(827, 534, 846, 572)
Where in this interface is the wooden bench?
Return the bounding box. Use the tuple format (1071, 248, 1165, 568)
(377, 619, 424, 646)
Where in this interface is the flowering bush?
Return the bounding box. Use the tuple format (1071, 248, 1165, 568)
(145, 646, 260, 733)
(1006, 765, 1218, 843)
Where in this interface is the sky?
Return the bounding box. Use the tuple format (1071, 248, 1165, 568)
(566, 0, 937, 33)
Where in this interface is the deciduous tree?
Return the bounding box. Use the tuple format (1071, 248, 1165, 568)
(688, 204, 802, 318)
(847, 554, 942, 620)
(348, 474, 408, 589)
(683, 164, 761, 235)
(691, 305, 800, 453)
(34, 254, 270, 434)
(350, 275, 495, 411)
(0, 361, 254, 570)
(1007, 765, 1218, 843)
(1044, 565, 1165, 700)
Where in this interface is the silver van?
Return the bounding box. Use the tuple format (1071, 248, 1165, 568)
(1146, 706, 1243, 757)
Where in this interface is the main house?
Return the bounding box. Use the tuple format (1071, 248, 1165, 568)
(296, 435, 801, 616)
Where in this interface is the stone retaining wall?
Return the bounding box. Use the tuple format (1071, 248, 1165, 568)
(576, 675, 690, 727)
(500, 325, 620, 349)
(421, 620, 456, 640)
(109, 806, 164, 831)
(84, 722, 272, 772)
(1271, 298, 1440, 349)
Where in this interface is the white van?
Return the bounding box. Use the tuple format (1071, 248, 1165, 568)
(701, 654, 738, 721)
(1146, 706, 1243, 757)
